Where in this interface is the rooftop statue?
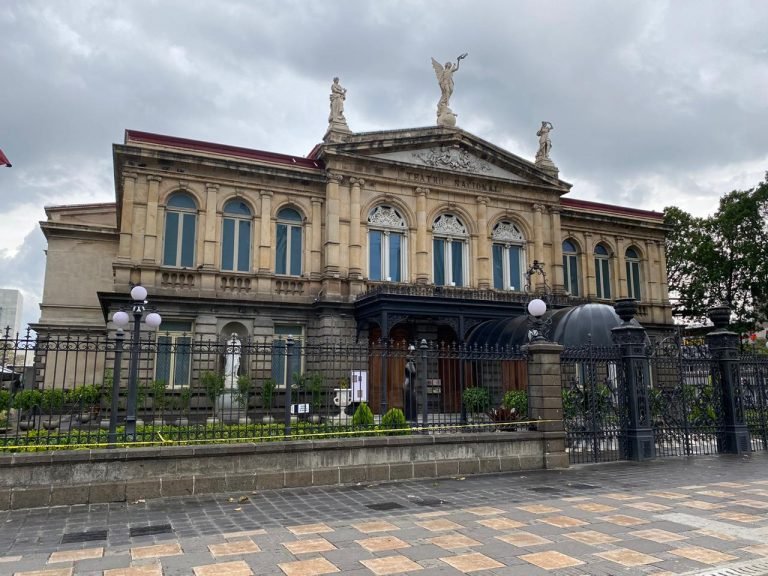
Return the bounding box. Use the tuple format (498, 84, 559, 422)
(536, 121, 553, 161)
(328, 77, 347, 124)
(431, 53, 467, 127)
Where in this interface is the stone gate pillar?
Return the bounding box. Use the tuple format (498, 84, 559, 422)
(527, 341, 568, 469)
(706, 305, 751, 454)
(611, 298, 655, 461)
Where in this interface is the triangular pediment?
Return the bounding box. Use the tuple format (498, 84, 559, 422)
(318, 126, 570, 191)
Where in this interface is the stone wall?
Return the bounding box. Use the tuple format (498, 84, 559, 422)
(0, 431, 562, 509)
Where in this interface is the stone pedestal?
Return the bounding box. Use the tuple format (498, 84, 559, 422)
(526, 341, 568, 469)
(216, 391, 246, 425)
(437, 108, 457, 127)
(535, 158, 559, 179)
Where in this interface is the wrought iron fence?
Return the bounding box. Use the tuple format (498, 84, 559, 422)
(0, 329, 529, 450)
(648, 334, 722, 457)
(560, 343, 626, 464)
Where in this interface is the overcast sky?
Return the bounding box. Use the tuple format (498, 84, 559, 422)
(1, 0, 767, 330)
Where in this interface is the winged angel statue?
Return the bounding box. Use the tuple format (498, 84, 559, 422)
(431, 53, 468, 125)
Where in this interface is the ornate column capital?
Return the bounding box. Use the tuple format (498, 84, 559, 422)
(311, 196, 324, 206)
(349, 177, 365, 187)
(259, 190, 274, 198)
(326, 171, 344, 184)
(123, 170, 138, 181)
(146, 175, 163, 184)
(415, 187, 430, 196)
(476, 195, 489, 205)
(205, 183, 220, 192)
(548, 206, 560, 215)
(532, 203, 545, 213)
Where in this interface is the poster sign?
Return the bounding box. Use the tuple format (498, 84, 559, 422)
(351, 370, 368, 402)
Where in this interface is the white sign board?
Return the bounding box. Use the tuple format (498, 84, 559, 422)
(291, 403, 310, 414)
(351, 370, 368, 402)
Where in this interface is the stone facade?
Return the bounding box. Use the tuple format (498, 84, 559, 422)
(35, 125, 672, 392)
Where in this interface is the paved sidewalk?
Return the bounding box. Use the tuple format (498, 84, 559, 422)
(2, 453, 768, 575)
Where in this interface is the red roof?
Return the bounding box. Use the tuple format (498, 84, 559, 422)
(124, 130, 323, 171)
(561, 197, 664, 220)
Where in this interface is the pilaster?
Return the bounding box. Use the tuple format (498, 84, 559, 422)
(349, 178, 364, 280)
(615, 236, 627, 298)
(258, 191, 273, 272)
(203, 183, 219, 269)
(532, 204, 544, 265)
(310, 197, 323, 280)
(118, 171, 138, 260)
(550, 208, 564, 292)
(415, 187, 430, 284)
(584, 233, 594, 298)
(142, 176, 162, 263)
(324, 172, 342, 278)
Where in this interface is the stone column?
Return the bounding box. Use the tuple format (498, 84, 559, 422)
(657, 240, 669, 302)
(118, 171, 137, 260)
(526, 341, 568, 469)
(131, 176, 147, 262)
(583, 233, 595, 298)
(310, 198, 323, 280)
(349, 178, 364, 279)
(203, 183, 219, 269)
(143, 176, 162, 262)
(645, 240, 658, 303)
(532, 204, 544, 265)
(550, 208, 564, 292)
(415, 187, 430, 284)
(258, 191, 273, 272)
(324, 172, 343, 277)
(611, 299, 655, 461)
(476, 196, 490, 289)
(706, 305, 751, 454)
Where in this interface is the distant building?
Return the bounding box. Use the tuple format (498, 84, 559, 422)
(0, 288, 23, 337)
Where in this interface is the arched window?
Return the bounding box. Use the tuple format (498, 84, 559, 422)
(367, 205, 407, 282)
(432, 214, 468, 286)
(163, 192, 197, 267)
(594, 244, 611, 299)
(275, 207, 303, 276)
(562, 239, 579, 296)
(626, 247, 642, 300)
(491, 221, 525, 290)
(221, 199, 252, 272)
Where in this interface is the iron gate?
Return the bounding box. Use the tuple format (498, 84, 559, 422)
(649, 335, 722, 457)
(737, 353, 768, 451)
(561, 344, 627, 464)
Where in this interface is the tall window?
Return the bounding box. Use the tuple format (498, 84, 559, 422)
(562, 239, 580, 296)
(367, 205, 407, 282)
(626, 247, 642, 300)
(271, 325, 303, 388)
(275, 207, 303, 276)
(432, 214, 468, 286)
(163, 192, 197, 267)
(221, 199, 252, 272)
(155, 321, 193, 388)
(491, 221, 525, 290)
(594, 244, 611, 299)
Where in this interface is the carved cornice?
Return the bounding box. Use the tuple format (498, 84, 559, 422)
(205, 183, 220, 192)
(123, 171, 138, 182)
(310, 197, 324, 206)
(476, 195, 489, 205)
(532, 203, 545, 213)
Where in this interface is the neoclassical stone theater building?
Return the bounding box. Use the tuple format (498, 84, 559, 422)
(36, 86, 673, 394)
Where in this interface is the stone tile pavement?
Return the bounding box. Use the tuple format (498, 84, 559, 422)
(2, 453, 768, 575)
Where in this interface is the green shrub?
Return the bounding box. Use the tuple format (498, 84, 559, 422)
(41, 389, 66, 413)
(501, 390, 528, 419)
(352, 402, 374, 428)
(201, 371, 225, 411)
(0, 389, 11, 413)
(68, 384, 101, 408)
(12, 389, 42, 412)
(306, 373, 324, 411)
(149, 380, 168, 410)
(261, 378, 276, 410)
(381, 408, 409, 435)
(235, 375, 253, 408)
(462, 387, 491, 415)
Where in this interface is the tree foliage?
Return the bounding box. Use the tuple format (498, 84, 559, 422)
(665, 173, 768, 332)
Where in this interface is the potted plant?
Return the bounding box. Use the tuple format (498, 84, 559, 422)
(261, 378, 276, 423)
(68, 384, 101, 424)
(462, 386, 491, 424)
(41, 388, 66, 429)
(201, 371, 225, 424)
(12, 388, 42, 430)
(235, 375, 253, 424)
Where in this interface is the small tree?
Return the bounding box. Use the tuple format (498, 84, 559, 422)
(150, 380, 168, 411)
(462, 387, 491, 418)
(235, 375, 253, 408)
(261, 378, 276, 412)
(201, 371, 225, 417)
(352, 402, 374, 429)
(381, 407, 408, 435)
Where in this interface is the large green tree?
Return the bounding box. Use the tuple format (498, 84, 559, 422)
(664, 173, 768, 332)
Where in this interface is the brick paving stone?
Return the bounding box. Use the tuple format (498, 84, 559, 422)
(278, 557, 340, 576)
(670, 545, 739, 565)
(47, 548, 104, 564)
(350, 521, 398, 534)
(475, 517, 525, 530)
(192, 560, 254, 576)
(427, 534, 481, 550)
(439, 552, 504, 572)
(355, 535, 410, 553)
(130, 542, 183, 560)
(103, 566, 163, 576)
(14, 570, 75, 576)
(207, 539, 261, 558)
(518, 550, 584, 570)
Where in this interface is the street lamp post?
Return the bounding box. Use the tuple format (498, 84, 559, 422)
(112, 286, 162, 441)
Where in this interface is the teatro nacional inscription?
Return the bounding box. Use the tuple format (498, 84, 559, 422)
(405, 170, 500, 193)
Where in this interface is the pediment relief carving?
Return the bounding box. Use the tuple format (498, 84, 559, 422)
(372, 146, 530, 183)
